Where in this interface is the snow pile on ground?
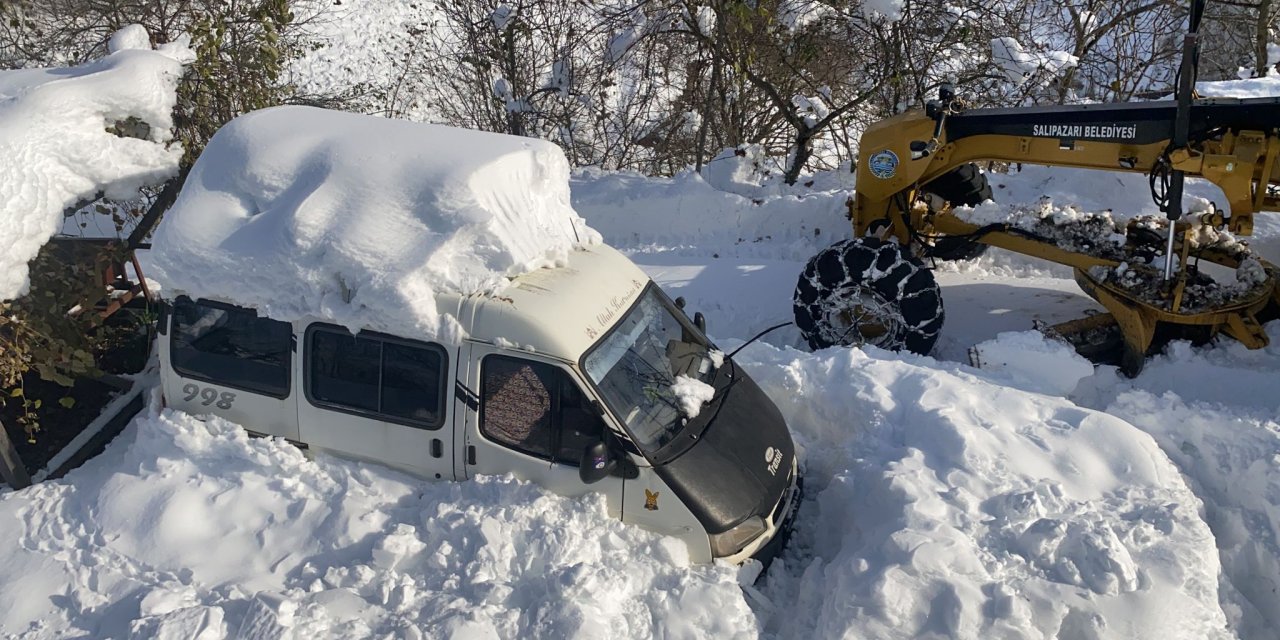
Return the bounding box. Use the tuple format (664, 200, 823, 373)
(148, 106, 599, 342)
(1198, 74, 1280, 98)
(571, 166, 852, 263)
(0, 342, 1241, 639)
(1073, 331, 1280, 638)
(734, 343, 1231, 639)
(0, 25, 190, 300)
(0, 406, 752, 638)
(969, 330, 1095, 395)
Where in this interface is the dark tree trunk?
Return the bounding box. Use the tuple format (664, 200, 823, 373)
(0, 418, 31, 490)
(784, 129, 814, 185)
(1257, 0, 1273, 77)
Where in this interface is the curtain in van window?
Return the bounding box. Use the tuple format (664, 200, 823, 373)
(481, 357, 607, 465)
(481, 358, 554, 458)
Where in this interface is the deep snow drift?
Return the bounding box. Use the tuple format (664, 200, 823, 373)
(147, 106, 599, 342)
(574, 156, 1280, 639)
(0, 341, 1242, 639)
(0, 406, 753, 639)
(741, 343, 1231, 640)
(4, 156, 1277, 638)
(0, 25, 190, 300)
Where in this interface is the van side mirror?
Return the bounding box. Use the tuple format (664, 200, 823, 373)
(580, 440, 617, 484)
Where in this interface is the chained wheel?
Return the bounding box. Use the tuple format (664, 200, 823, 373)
(793, 237, 945, 354)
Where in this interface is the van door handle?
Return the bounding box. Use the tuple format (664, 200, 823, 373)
(467, 446, 476, 465)
(431, 439, 443, 458)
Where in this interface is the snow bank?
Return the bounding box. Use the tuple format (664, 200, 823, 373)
(0, 26, 190, 300)
(571, 167, 851, 263)
(148, 106, 599, 342)
(0, 407, 752, 638)
(1106, 390, 1280, 638)
(970, 330, 1095, 395)
(1072, 328, 1280, 637)
(1199, 75, 1280, 98)
(736, 344, 1232, 640)
(0, 344, 1236, 639)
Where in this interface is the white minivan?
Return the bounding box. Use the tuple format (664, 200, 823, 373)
(158, 242, 802, 566)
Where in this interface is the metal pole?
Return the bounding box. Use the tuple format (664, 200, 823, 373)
(1164, 0, 1206, 280)
(0, 418, 32, 490)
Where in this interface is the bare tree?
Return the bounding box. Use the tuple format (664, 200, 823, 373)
(1201, 0, 1279, 79)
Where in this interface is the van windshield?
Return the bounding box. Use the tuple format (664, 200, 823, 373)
(583, 286, 722, 457)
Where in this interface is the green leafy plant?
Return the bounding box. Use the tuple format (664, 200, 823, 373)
(1, 0, 303, 441)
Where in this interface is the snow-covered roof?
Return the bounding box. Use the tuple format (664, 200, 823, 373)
(0, 25, 190, 301)
(148, 106, 601, 343)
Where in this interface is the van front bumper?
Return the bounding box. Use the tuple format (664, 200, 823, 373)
(722, 457, 803, 568)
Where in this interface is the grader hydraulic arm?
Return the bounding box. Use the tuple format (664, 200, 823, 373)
(853, 97, 1280, 239)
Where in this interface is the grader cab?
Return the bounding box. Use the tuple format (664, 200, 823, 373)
(793, 0, 1280, 375)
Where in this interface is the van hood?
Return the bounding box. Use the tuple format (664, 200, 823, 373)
(651, 364, 795, 533)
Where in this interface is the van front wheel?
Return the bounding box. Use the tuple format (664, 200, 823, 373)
(793, 238, 944, 354)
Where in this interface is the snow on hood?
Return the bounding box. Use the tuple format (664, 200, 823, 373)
(0, 26, 191, 301)
(148, 106, 601, 342)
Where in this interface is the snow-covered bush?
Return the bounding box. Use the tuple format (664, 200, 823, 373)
(0, 27, 190, 437)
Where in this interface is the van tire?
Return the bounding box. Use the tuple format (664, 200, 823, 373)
(793, 238, 944, 354)
(921, 163, 993, 261)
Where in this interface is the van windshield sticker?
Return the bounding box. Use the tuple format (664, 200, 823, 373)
(590, 279, 645, 337)
(1030, 123, 1138, 140)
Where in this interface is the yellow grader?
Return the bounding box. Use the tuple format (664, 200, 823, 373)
(793, 0, 1280, 375)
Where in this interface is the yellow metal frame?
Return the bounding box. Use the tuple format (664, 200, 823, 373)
(848, 107, 1280, 373)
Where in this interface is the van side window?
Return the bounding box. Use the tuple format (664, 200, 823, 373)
(170, 298, 291, 397)
(307, 326, 447, 429)
(481, 356, 606, 465)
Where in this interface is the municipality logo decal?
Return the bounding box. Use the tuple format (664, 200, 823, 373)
(868, 149, 898, 179)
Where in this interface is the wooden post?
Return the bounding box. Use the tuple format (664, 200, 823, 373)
(0, 418, 32, 490)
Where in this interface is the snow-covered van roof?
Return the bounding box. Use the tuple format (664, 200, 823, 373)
(148, 106, 601, 343)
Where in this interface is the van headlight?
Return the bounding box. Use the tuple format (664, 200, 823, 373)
(710, 516, 767, 557)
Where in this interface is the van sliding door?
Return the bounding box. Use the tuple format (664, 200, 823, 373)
(298, 324, 455, 480)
